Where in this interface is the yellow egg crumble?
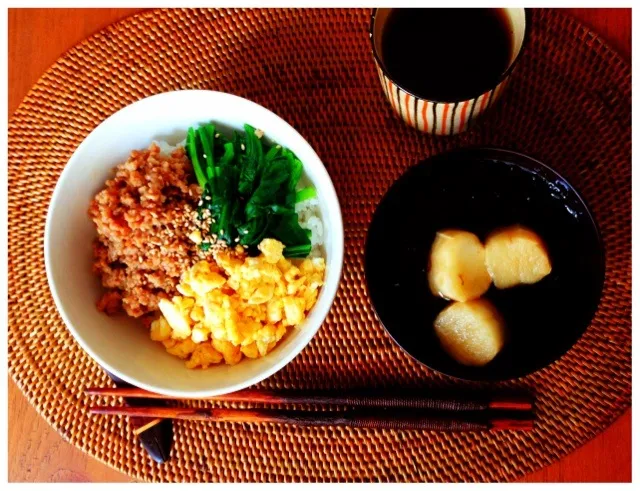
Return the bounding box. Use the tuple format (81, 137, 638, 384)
(150, 238, 326, 368)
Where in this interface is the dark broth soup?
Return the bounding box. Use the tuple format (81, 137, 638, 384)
(381, 8, 514, 102)
(365, 150, 605, 380)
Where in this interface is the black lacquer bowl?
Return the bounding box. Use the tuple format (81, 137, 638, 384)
(365, 148, 605, 381)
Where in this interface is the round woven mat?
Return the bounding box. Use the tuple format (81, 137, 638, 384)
(8, 8, 630, 482)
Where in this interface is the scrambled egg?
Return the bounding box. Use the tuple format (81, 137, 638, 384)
(150, 238, 326, 368)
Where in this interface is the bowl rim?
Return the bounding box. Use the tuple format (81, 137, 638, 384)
(364, 146, 605, 381)
(44, 89, 344, 397)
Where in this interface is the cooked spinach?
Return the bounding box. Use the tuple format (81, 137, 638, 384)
(295, 186, 316, 203)
(187, 123, 316, 257)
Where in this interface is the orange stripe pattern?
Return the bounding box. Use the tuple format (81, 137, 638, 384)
(405, 93, 412, 126)
(421, 100, 429, 133)
(440, 104, 450, 136)
(458, 100, 470, 133)
(478, 91, 491, 116)
(373, 57, 512, 135)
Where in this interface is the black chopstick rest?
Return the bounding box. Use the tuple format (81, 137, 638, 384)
(105, 371, 173, 463)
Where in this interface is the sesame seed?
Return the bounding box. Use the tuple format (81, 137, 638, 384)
(205, 196, 211, 200)
(234, 237, 240, 242)
(215, 133, 220, 138)
(241, 144, 245, 151)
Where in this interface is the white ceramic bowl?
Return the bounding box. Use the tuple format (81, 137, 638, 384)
(45, 90, 344, 397)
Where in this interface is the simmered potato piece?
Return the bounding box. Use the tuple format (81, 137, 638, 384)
(434, 299, 505, 366)
(485, 225, 551, 289)
(428, 230, 492, 302)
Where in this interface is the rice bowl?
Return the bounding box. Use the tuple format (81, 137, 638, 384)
(45, 90, 344, 397)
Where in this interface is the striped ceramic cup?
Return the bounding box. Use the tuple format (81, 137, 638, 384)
(369, 9, 528, 135)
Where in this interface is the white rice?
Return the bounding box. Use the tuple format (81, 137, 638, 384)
(154, 139, 325, 257)
(154, 139, 186, 157)
(295, 196, 324, 258)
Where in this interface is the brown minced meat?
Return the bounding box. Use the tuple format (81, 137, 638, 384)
(89, 143, 201, 318)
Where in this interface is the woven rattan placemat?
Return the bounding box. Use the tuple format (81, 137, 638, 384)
(8, 8, 630, 482)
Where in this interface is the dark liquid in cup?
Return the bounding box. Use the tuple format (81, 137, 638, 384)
(380, 8, 514, 102)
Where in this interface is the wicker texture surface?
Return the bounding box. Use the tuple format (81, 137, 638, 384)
(8, 8, 630, 482)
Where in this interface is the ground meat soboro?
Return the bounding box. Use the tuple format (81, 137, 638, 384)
(89, 143, 201, 317)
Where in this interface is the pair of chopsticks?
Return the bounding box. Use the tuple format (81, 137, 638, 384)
(87, 387, 535, 432)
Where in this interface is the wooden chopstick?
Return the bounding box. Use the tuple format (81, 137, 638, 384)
(86, 387, 533, 412)
(90, 405, 534, 431)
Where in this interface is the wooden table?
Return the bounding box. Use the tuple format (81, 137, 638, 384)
(8, 8, 631, 483)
